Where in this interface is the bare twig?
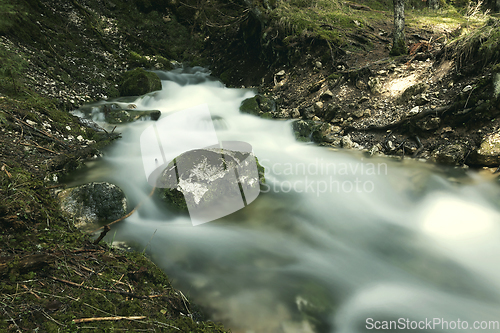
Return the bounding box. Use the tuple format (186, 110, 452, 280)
(20, 142, 60, 155)
(73, 316, 146, 323)
(1, 164, 12, 178)
(49, 276, 167, 299)
(2, 308, 21, 333)
(93, 225, 111, 245)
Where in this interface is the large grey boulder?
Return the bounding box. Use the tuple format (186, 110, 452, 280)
(156, 142, 265, 224)
(58, 182, 127, 229)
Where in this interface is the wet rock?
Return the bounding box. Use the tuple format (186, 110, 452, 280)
(369, 143, 384, 156)
(157, 146, 265, 214)
(470, 133, 500, 166)
(103, 104, 161, 124)
(397, 83, 429, 104)
(292, 120, 316, 141)
(75, 117, 106, 132)
(431, 144, 466, 165)
(58, 182, 127, 229)
(342, 135, 354, 149)
(240, 95, 277, 117)
(416, 117, 440, 131)
(119, 68, 161, 96)
(311, 122, 341, 145)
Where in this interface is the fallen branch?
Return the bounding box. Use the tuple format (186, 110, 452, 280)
(49, 276, 167, 299)
(1, 164, 12, 178)
(93, 225, 110, 245)
(345, 105, 453, 132)
(72, 316, 146, 323)
(20, 142, 60, 155)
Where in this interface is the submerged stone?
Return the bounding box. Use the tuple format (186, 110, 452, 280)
(119, 68, 162, 96)
(58, 182, 127, 229)
(103, 105, 161, 124)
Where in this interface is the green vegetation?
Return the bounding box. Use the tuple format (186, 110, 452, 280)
(449, 17, 500, 70)
(119, 68, 162, 96)
(269, 0, 385, 48)
(0, 45, 28, 95)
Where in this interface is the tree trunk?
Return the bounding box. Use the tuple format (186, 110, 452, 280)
(391, 0, 407, 56)
(428, 0, 439, 9)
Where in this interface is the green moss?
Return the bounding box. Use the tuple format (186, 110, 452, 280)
(240, 96, 261, 116)
(119, 68, 162, 96)
(219, 69, 233, 85)
(0, 44, 28, 95)
(390, 37, 408, 56)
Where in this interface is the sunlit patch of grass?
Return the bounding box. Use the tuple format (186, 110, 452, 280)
(270, 0, 391, 46)
(407, 6, 488, 34)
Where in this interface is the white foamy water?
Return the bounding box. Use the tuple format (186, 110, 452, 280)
(70, 67, 500, 333)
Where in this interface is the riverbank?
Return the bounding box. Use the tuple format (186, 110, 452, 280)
(0, 0, 228, 331)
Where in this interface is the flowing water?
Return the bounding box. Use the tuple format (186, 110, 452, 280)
(70, 67, 500, 332)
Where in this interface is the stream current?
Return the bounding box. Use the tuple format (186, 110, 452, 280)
(70, 67, 500, 333)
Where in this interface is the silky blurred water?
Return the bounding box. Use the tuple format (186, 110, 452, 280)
(70, 67, 500, 333)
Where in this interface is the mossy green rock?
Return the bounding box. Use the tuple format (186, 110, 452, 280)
(158, 148, 265, 213)
(58, 182, 127, 229)
(119, 68, 162, 96)
(292, 119, 316, 141)
(240, 95, 276, 117)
